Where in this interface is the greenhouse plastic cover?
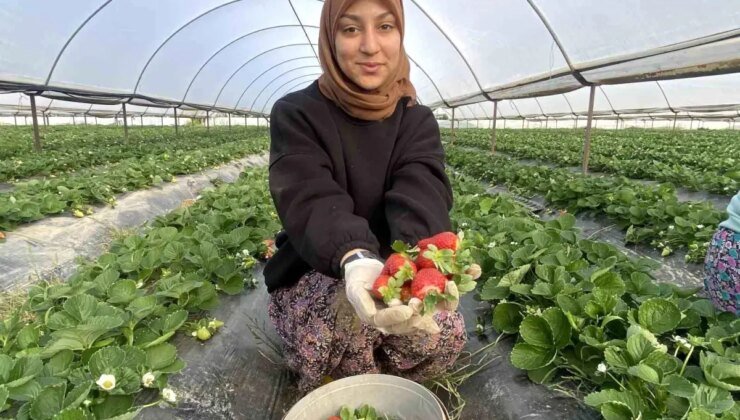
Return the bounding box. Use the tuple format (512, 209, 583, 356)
(0, 0, 738, 117)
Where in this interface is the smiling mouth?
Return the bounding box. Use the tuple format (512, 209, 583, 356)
(358, 63, 382, 72)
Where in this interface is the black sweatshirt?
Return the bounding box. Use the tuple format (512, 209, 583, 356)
(263, 81, 453, 293)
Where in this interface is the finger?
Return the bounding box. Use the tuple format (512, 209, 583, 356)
(352, 290, 378, 320)
(373, 305, 414, 327)
(445, 281, 460, 299)
(416, 316, 441, 335)
(407, 297, 423, 315)
(379, 315, 424, 335)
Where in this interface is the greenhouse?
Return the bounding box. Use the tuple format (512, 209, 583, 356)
(0, 0, 738, 419)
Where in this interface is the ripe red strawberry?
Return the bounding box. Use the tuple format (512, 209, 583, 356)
(382, 253, 417, 277)
(419, 231, 459, 251)
(415, 249, 437, 269)
(411, 268, 447, 300)
(400, 283, 412, 303)
(371, 275, 391, 299)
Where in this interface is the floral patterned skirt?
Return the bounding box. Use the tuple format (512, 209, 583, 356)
(268, 270, 467, 393)
(704, 227, 740, 315)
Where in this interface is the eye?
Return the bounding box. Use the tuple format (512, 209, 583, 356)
(342, 26, 359, 34)
(379, 23, 394, 31)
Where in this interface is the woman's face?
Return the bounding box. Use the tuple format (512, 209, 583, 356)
(334, 0, 401, 91)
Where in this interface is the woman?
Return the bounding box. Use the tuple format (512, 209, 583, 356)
(263, 0, 466, 393)
(705, 190, 740, 314)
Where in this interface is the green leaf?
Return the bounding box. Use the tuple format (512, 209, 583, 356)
(690, 384, 734, 414)
(638, 298, 681, 335)
(626, 331, 657, 363)
(600, 403, 634, 420)
(556, 294, 581, 315)
(162, 310, 187, 333)
(542, 307, 571, 350)
(107, 280, 138, 305)
(584, 389, 643, 418)
(145, 343, 177, 370)
(510, 343, 556, 370)
(663, 374, 696, 399)
(62, 381, 92, 411)
(519, 315, 554, 348)
(88, 347, 125, 378)
(687, 408, 716, 420)
(492, 303, 523, 334)
(52, 407, 94, 420)
(593, 272, 625, 297)
(628, 364, 661, 384)
(63, 295, 98, 323)
(91, 395, 133, 419)
(480, 278, 508, 301)
(499, 264, 532, 287)
(0, 386, 8, 411)
(30, 383, 65, 420)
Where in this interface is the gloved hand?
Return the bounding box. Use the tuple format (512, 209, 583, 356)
(408, 280, 460, 315)
(343, 257, 439, 335)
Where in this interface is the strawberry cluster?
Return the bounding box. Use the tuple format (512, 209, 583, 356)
(371, 231, 481, 315)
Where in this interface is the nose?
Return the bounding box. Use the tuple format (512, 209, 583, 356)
(359, 29, 380, 56)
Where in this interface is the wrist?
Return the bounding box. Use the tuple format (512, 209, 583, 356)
(340, 248, 369, 266)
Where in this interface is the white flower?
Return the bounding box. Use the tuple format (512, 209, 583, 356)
(668, 225, 675, 230)
(191, 331, 197, 337)
(83, 399, 92, 407)
(461, 222, 469, 228)
(696, 224, 704, 229)
(596, 363, 607, 374)
(96, 374, 116, 391)
(162, 387, 177, 403)
(136, 281, 144, 289)
(142, 372, 156, 387)
(487, 242, 497, 248)
(510, 241, 518, 246)
(673, 335, 691, 350)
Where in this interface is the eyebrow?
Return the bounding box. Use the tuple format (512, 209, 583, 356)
(339, 12, 395, 21)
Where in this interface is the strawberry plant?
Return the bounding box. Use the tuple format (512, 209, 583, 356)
(0, 169, 280, 418)
(448, 128, 739, 195)
(445, 145, 725, 263)
(446, 170, 740, 419)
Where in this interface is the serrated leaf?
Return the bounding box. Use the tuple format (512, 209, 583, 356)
(638, 298, 681, 335)
(628, 364, 661, 384)
(145, 343, 177, 370)
(492, 303, 523, 334)
(542, 307, 571, 349)
(663, 374, 696, 399)
(510, 343, 556, 370)
(519, 316, 553, 348)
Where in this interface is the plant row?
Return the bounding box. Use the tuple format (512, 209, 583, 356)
(0, 168, 281, 419)
(0, 127, 267, 182)
(0, 134, 269, 231)
(445, 145, 725, 263)
(448, 129, 739, 195)
(447, 171, 739, 419)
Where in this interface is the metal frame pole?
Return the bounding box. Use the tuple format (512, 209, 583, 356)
(672, 113, 678, 131)
(491, 101, 498, 153)
(228, 113, 232, 129)
(122, 103, 129, 140)
(690, 118, 694, 130)
(29, 94, 42, 152)
(13, 114, 17, 126)
(140, 114, 144, 127)
(522, 118, 525, 129)
(206, 110, 210, 131)
(582, 85, 596, 175)
(451, 108, 456, 143)
(174, 107, 179, 135)
(84, 114, 88, 126)
(574, 115, 579, 129)
(244, 115, 247, 127)
(72, 115, 76, 126)
(161, 116, 164, 127)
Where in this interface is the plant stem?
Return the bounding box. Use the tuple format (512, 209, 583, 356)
(679, 346, 694, 377)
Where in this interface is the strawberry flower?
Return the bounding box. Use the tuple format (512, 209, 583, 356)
(96, 373, 116, 391)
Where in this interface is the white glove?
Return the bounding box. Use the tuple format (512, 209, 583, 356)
(408, 280, 460, 315)
(343, 257, 436, 335)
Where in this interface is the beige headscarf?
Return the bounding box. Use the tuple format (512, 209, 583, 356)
(318, 0, 417, 121)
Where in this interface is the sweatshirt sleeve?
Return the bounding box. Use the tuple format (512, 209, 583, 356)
(384, 106, 453, 245)
(268, 98, 380, 277)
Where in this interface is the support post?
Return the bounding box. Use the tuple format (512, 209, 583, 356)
(582, 85, 596, 175)
(140, 115, 144, 127)
(244, 115, 247, 127)
(257, 116, 260, 127)
(491, 101, 498, 154)
(206, 110, 210, 131)
(73, 115, 76, 126)
(95, 116, 98, 125)
(84, 114, 88, 126)
(29, 94, 42, 152)
(522, 118, 525, 129)
(228, 113, 231, 129)
(555, 119, 558, 129)
(122, 103, 129, 140)
(690, 118, 693, 130)
(450, 108, 456, 143)
(173, 108, 179, 135)
(161, 116, 164, 127)
(672, 113, 678, 131)
(574, 115, 579, 129)
(651, 118, 654, 129)
(13, 114, 17, 126)
(545, 116, 549, 129)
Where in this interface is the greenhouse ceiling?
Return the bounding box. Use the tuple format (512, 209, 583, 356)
(0, 0, 738, 117)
